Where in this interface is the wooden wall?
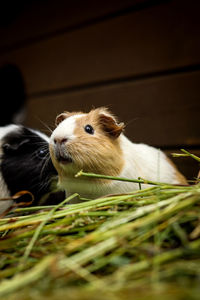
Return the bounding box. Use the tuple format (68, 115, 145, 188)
(0, 0, 199, 179)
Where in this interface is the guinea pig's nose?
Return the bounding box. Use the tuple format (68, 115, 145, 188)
(54, 137, 68, 145)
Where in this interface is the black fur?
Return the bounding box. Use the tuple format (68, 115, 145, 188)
(0, 126, 58, 205)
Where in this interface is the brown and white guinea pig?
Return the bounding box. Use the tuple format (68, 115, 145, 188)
(0, 125, 59, 214)
(49, 107, 187, 199)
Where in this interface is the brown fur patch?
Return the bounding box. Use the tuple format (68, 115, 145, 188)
(166, 157, 188, 185)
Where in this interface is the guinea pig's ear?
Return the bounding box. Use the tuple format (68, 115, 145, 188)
(55, 112, 69, 126)
(2, 139, 30, 153)
(99, 113, 125, 139)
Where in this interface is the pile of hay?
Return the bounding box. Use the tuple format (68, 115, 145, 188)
(0, 152, 200, 300)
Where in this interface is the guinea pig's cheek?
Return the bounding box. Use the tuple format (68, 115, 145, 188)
(49, 144, 61, 169)
(49, 145, 58, 168)
(49, 143, 55, 159)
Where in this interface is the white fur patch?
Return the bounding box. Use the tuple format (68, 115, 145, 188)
(119, 134, 179, 186)
(0, 173, 13, 214)
(0, 124, 20, 140)
(0, 125, 17, 213)
(0, 124, 49, 142)
(30, 128, 49, 142)
(50, 114, 83, 144)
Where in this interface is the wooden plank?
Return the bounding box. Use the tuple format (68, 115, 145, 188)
(0, 0, 147, 50)
(24, 70, 200, 147)
(0, 0, 200, 95)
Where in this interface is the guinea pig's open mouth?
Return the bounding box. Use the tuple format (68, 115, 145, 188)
(54, 147, 73, 164)
(57, 155, 73, 164)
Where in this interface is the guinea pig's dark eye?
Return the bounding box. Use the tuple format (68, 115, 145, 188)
(84, 124, 94, 135)
(36, 149, 47, 159)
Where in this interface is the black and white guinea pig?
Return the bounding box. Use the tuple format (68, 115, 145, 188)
(0, 124, 59, 214)
(49, 107, 187, 199)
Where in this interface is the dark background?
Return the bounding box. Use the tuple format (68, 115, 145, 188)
(0, 0, 199, 179)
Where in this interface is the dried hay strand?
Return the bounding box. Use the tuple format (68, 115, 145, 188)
(0, 150, 200, 300)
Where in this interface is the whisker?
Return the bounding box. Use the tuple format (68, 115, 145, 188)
(125, 117, 139, 127)
(36, 117, 54, 134)
(40, 153, 52, 178)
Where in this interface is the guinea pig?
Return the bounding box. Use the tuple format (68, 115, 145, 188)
(0, 124, 58, 214)
(49, 107, 187, 199)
